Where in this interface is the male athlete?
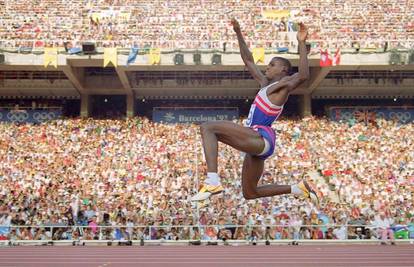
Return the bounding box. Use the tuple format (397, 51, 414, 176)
(191, 19, 320, 206)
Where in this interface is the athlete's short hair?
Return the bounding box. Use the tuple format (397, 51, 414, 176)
(271, 57, 292, 75)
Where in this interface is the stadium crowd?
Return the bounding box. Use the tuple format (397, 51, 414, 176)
(0, 116, 413, 243)
(0, 0, 412, 50)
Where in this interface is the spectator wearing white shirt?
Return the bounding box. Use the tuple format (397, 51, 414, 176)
(374, 213, 395, 245)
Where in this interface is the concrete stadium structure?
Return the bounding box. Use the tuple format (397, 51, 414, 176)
(0, 50, 413, 118)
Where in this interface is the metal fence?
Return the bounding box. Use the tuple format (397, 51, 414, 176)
(0, 224, 413, 246)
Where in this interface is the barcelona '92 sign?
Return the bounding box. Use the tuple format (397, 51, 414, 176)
(153, 108, 238, 124)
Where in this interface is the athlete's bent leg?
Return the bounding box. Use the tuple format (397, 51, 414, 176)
(241, 154, 320, 206)
(241, 154, 290, 199)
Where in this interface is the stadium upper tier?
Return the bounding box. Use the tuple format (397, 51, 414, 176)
(0, 0, 412, 50)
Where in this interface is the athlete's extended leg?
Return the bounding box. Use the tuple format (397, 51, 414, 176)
(241, 154, 320, 205)
(241, 154, 291, 199)
(191, 121, 265, 201)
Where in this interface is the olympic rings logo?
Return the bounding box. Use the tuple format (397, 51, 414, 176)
(335, 109, 413, 123)
(376, 112, 386, 120)
(389, 112, 411, 123)
(7, 110, 29, 122)
(338, 111, 354, 121)
(33, 112, 56, 122)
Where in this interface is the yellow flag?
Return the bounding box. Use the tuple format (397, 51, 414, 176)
(104, 48, 117, 67)
(149, 48, 161, 65)
(91, 13, 101, 24)
(262, 9, 290, 19)
(44, 47, 58, 68)
(119, 12, 131, 21)
(253, 47, 265, 64)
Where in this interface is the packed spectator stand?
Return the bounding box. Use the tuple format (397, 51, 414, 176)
(0, 0, 413, 50)
(0, 0, 413, 245)
(0, 116, 413, 243)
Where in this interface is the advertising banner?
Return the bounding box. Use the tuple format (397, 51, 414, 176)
(329, 106, 414, 124)
(153, 108, 238, 124)
(0, 109, 62, 123)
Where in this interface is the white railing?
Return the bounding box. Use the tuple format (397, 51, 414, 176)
(0, 224, 412, 246)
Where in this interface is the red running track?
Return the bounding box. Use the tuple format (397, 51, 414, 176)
(0, 244, 413, 267)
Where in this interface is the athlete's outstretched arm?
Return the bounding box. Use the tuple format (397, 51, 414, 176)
(268, 23, 310, 94)
(294, 22, 310, 87)
(231, 18, 267, 86)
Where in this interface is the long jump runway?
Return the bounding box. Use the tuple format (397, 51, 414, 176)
(0, 245, 413, 267)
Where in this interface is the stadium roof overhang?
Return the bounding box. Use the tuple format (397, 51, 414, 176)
(0, 52, 413, 99)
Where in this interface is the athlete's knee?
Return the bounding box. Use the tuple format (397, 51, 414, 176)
(200, 122, 217, 135)
(242, 189, 258, 200)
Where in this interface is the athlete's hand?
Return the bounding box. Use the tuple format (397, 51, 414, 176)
(231, 18, 241, 33)
(296, 22, 308, 42)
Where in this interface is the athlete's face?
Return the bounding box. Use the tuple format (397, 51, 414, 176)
(264, 59, 288, 79)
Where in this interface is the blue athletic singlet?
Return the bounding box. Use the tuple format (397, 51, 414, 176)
(245, 81, 283, 159)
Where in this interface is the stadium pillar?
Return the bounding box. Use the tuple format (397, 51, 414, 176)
(300, 94, 312, 117)
(80, 94, 91, 118)
(126, 93, 135, 118)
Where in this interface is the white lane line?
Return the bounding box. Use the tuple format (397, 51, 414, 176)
(1, 251, 412, 254)
(0, 261, 413, 264)
(0, 256, 410, 259)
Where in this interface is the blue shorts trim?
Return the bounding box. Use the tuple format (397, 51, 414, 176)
(250, 125, 276, 160)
